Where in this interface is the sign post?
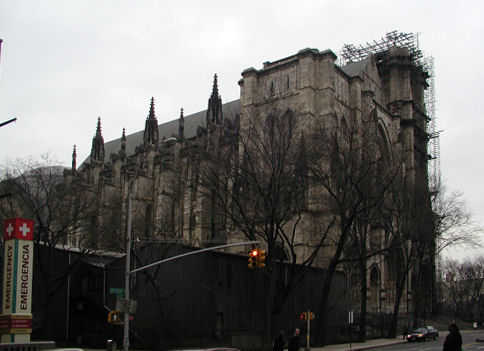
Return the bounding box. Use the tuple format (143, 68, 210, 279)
(109, 287, 125, 298)
(1, 218, 34, 343)
(348, 310, 353, 350)
(300, 310, 314, 351)
(306, 309, 311, 351)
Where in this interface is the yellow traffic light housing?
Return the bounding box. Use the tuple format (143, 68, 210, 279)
(248, 249, 258, 268)
(257, 249, 266, 267)
(108, 310, 123, 325)
(248, 248, 266, 268)
(299, 311, 315, 321)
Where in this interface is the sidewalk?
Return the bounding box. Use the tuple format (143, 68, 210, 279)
(312, 329, 484, 351)
(310, 337, 407, 351)
(86, 337, 407, 351)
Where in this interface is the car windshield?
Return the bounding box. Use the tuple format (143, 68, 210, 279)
(415, 328, 427, 333)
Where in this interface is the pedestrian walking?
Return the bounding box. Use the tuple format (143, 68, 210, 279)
(443, 323, 462, 351)
(288, 328, 301, 351)
(273, 330, 285, 351)
(403, 324, 409, 340)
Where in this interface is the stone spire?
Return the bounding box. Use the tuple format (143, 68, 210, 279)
(90, 117, 105, 163)
(72, 145, 77, 173)
(206, 74, 223, 125)
(143, 97, 159, 145)
(179, 107, 185, 139)
(121, 128, 126, 155)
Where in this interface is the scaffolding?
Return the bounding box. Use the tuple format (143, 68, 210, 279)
(339, 31, 440, 192)
(424, 56, 441, 193)
(339, 30, 423, 65)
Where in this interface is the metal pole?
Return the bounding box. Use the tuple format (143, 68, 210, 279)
(306, 309, 310, 351)
(0, 118, 17, 128)
(349, 310, 353, 351)
(124, 192, 133, 351)
(380, 292, 382, 339)
(66, 252, 71, 344)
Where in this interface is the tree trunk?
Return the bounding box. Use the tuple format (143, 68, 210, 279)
(316, 220, 350, 345)
(263, 244, 278, 351)
(316, 258, 339, 345)
(388, 275, 405, 338)
(358, 259, 367, 342)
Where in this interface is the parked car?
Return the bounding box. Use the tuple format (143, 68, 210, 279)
(406, 326, 439, 342)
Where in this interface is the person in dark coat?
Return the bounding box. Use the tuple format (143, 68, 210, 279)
(443, 323, 462, 351)
(288, 328, 301, 351)
(403, 324, 409, 340)
(273, 330, 285, 351)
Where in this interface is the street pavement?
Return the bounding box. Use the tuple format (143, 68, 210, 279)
(311, 329, 478, 351)
(87, 336, 407, 351)
(85, 329, 484, 351)
(309, 336, 406, 351)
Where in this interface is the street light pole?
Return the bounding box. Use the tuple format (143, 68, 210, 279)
(123, 188, 133, 351)
(0, 118, 17, 128)
(380, 289, 386, 338)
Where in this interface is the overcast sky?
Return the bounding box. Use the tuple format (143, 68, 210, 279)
(1, 0, 483, 258)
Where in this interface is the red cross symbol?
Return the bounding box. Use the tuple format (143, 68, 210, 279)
(3, 218, 34, 241)
(5, 222, 14, 239)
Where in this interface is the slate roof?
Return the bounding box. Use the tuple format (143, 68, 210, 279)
(340, 59, 368, 77)
(83, 99, 240, 166)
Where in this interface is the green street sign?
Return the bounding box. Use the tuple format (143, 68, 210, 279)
(109, 287, 125, 298)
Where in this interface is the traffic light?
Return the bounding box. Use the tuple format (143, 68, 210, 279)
(248, 249, 258, 268)
(108, 311, 123, 325)
(257, 249, 266, 267)
(299, 311, 315, 321)
(248, 248, 267, 268)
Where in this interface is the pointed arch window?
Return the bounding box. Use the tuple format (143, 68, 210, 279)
(370, 265, 380, 312)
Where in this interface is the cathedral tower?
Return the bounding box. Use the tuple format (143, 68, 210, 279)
(143, 97, 159, 146)
(90, 117, 105, 163)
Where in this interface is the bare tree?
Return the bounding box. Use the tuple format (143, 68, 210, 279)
(432, 185, 482, 254)
(382, 175, 433, 336)
(131, 238, 182, 350)
(308, 111, 404, 343)
(0, 154, 101, 337)
(198, 108, 335, 346)
(378, 177, 484, 337)
(441, 257, 484, 321)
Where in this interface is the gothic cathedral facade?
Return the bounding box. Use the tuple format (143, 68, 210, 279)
(65, 44, 433, 319)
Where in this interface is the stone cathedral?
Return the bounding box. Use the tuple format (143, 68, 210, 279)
(65, 39, 433, 318)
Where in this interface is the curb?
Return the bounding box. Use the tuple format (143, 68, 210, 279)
(311, 339, 407, 351)
(347, 340, 407, 351)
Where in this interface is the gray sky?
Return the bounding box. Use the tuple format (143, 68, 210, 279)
(1, 0, 483, 257)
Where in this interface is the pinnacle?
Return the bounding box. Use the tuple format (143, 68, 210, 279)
(212, 74, 219, 98)
(95, 117, 103, 137)
(149, 97, 155, 119)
